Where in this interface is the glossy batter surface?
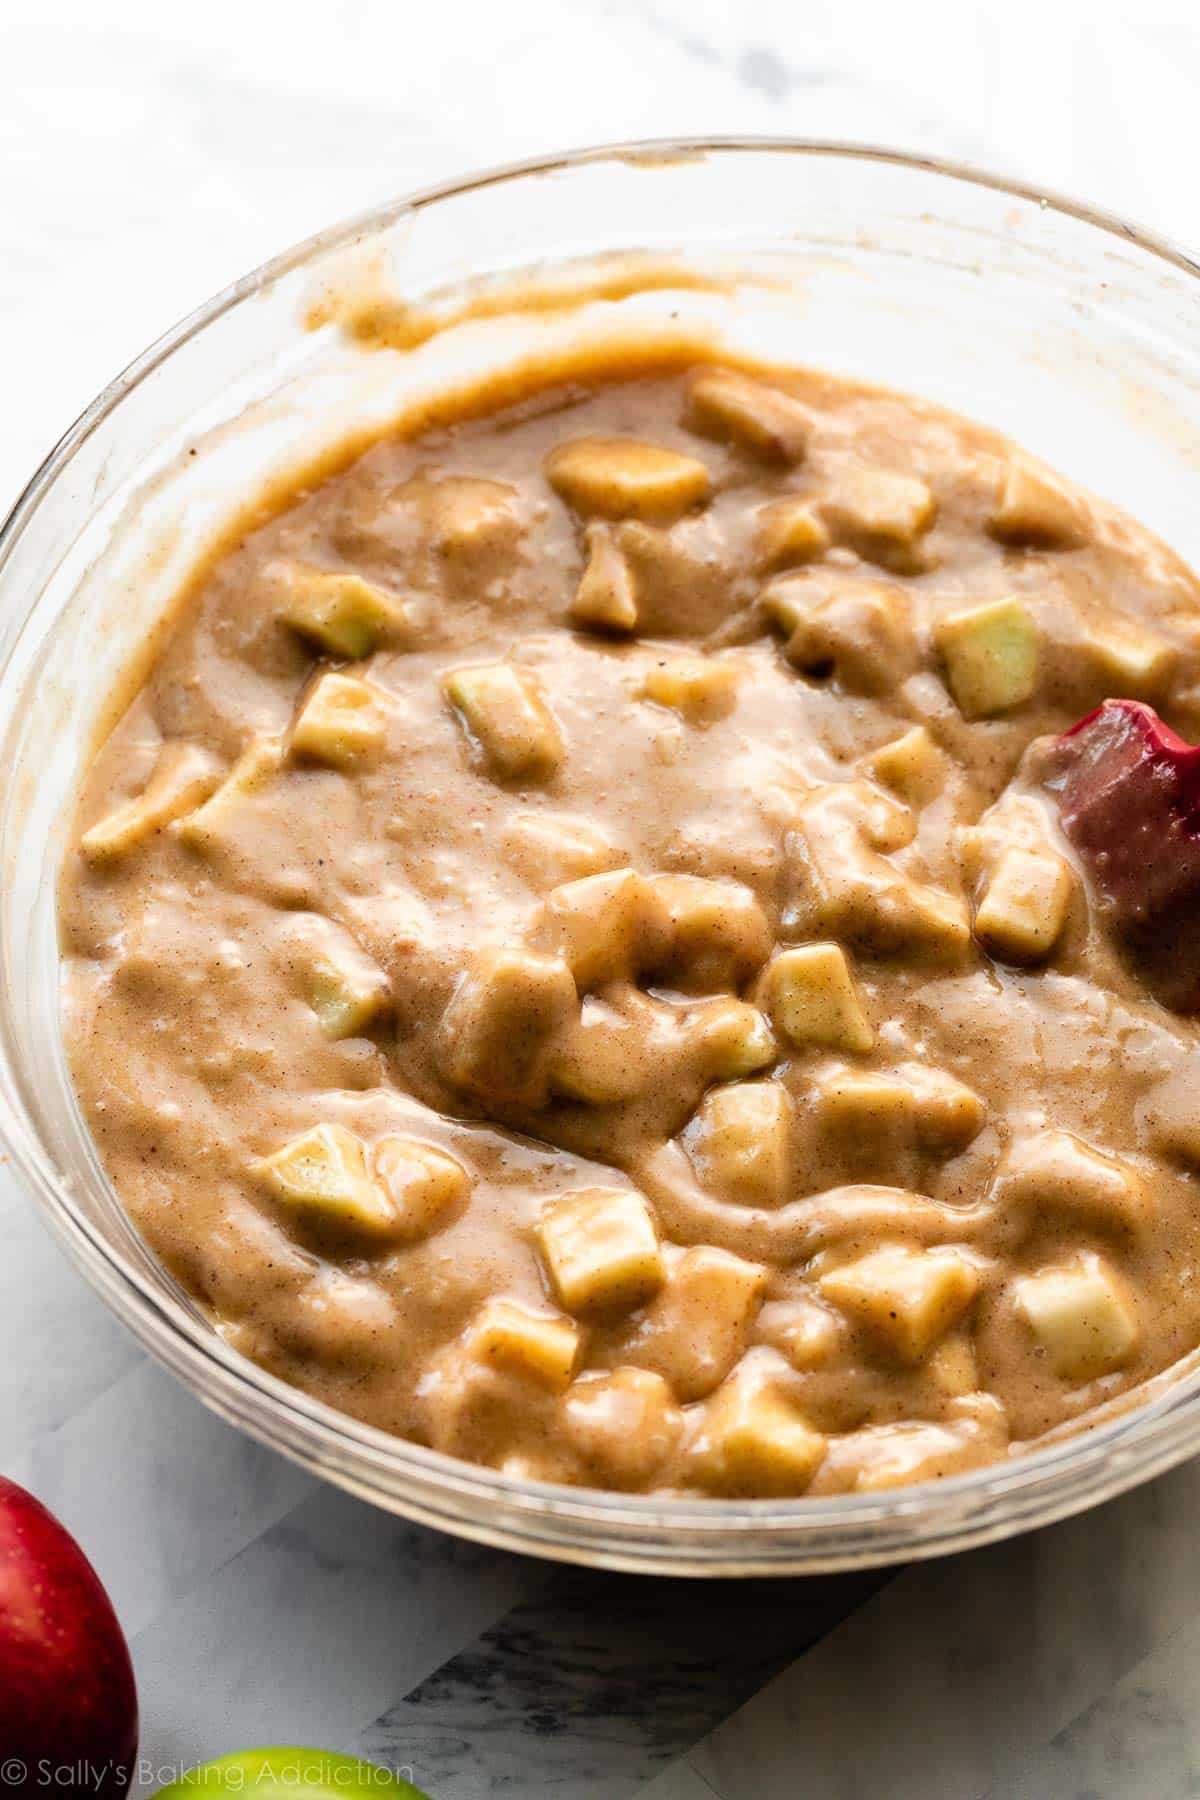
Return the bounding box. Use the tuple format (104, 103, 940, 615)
(60, 358, 1200, 1496)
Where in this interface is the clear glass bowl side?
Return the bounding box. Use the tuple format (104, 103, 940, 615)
(4, 142, 1200, 1573)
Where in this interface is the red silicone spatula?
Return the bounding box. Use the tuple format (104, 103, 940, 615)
(1046, 698, 1200, 1006)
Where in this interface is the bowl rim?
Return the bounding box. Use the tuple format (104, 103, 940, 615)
(9, 133, 1200, 1571)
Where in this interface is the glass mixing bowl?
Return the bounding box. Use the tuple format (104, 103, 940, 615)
(5, 140, 1200, 1576)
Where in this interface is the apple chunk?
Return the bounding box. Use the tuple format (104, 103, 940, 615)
(685, 1079, 793, 1208)
(291, 671, 388, 769)
(466, 1298, 580, 1391)
(683, 367, 812, 463)
(373, 1136, 471, 1238)
(532, 867, 672, 990)
(546, 436, 711, 522)
(820, 1246, 979, 1364)
(280, 569, 411, 658)
(570, 524, 639, 633)
(759, 943, 874, 1054)
(80, 742, 221, 862)
(1014, 1255, 1138, 1382)
(974, 846, 1074, 964)
(304, 935, 391, 1039)
(258, 1124, 397, 1238)
(437, 946, 576, 1107)
(990, 455, 1085, 548)
(937, 597, 1039, 718)
(688, 1356, 826, 1496)
(443, 663, 563, 781)
(537, 1188, 665, 1316)
(639, 655, 741, 724)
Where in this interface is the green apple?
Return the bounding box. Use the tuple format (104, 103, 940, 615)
(157, 1749, 432, 1800)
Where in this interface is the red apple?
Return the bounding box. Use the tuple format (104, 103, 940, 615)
(0, 1476, 137, 1795)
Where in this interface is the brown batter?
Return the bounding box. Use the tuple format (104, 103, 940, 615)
(59, 355, 1200, 1497)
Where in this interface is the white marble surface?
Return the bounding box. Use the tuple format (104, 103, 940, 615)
(5, 2, 1200, 1794)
